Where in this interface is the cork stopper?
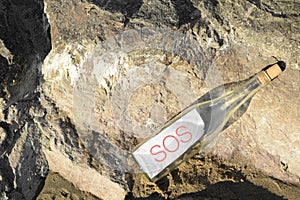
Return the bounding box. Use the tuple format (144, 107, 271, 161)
(258, 61, 286, 84)
(266, 61, 286, 79)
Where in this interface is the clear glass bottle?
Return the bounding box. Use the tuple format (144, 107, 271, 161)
(132, 61, 286, 182)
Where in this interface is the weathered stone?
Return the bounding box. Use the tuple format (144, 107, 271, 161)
(43, 148, 126, 200)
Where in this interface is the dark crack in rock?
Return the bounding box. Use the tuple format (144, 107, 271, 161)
(0, 0, 51, 199)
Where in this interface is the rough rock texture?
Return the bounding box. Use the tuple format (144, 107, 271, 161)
(0, 0, 299, 200)
(0, 0, 50, 199)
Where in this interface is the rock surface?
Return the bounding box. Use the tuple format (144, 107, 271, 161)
(0, 0, 299, 199)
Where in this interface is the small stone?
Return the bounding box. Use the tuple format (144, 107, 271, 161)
(0, 127, 6, 145)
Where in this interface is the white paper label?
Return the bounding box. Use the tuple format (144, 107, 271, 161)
(133, 108, 205, 179)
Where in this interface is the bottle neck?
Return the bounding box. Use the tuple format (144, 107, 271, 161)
(222, 71, 270, 117)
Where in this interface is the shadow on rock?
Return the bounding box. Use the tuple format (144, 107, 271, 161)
(125, 192, 164, 200)
(0, 0, 51, 104)
(178, 180, 285, 200)
(0, 0, 51, 199)
(170, 0, 201, 27)
(126, 180, 284, 199)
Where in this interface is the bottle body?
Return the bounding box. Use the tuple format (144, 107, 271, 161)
(132, 63, 284, 182)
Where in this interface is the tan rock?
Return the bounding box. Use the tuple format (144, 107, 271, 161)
(43, 148, 125, 200)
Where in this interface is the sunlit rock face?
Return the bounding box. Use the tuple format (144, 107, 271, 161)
(0, 0, 299, 199)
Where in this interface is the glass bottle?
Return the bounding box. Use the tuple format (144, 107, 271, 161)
(132, 61, 286, 182)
